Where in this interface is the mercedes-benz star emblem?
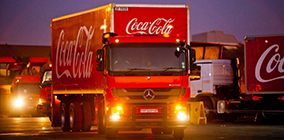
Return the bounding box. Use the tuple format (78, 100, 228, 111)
(143, 89, 155, 100)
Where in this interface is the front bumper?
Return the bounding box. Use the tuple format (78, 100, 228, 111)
(106, 104, 189, 129)
(37, 103, 51, 114)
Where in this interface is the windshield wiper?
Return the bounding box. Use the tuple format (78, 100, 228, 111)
(125, 68, 151, 76)
(162, 67, 182, 72)
(160, 67, 182, 75)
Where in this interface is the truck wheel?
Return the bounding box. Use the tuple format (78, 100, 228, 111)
(60, 102, 70, 132)
(82, 101, 92, 131)
(106, 128, 118, 139)
(203, 100, 215, 122)
(69, 102, 83, 132)
(98, 99, 106, 134)
(163, 128, 173, 134)
(151, 128, 162, 134)
(173, 128, 184, 139)
(258, 107, 279, 123)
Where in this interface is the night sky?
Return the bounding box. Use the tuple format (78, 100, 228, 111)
(0, 0, 283, 46)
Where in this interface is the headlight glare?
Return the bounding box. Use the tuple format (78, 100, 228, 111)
(110, 106, 123, 121)
(175, 105, 188, 121)
(14, 98, 24, 107)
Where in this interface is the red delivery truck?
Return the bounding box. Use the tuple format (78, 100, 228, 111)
(37, 65, 52, 118)
(217, 34, 284, 122)
(51, 3, 194, 139)
(9, 57, 49, 117)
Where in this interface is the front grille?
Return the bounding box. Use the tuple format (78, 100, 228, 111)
(112, 88, 184, 103)
(125, 88, 172, 92)
(127, 95, 170, 100)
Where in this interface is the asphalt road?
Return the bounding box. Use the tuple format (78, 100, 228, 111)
(0, 116, 284, 140)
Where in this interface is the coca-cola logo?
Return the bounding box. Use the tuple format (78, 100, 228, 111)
(126, 18, 175, 35)
(255, 44, 284, 83)
(55, 26, 94, 79)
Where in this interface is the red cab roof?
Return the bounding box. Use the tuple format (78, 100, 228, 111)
(108, 36, 186, 44)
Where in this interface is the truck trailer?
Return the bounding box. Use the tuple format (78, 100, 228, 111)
(217, 34, 284, 122)
(192, 34, 284, 122)
(50, 3, 194, 139)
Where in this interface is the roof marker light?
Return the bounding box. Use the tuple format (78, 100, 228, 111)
(176, 39, 180, 42)
(163, 34, 170, 38)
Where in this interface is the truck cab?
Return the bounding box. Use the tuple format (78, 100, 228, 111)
(96, 33, 194, 138)
(10, 75, 41, 116)
(9, 59, 48, 117)
(190, 59, 239, 121)
(190, 59, 234, 98)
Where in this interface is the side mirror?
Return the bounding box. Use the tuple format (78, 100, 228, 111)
(190, 49, 197, 70)
(175, 41, 187, 58)
(175, 48, 182, 58)
(96, 49, 104, 71)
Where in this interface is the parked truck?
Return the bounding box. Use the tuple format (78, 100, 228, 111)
(50, 3, 194, 139)
(189, 59, 239, 122)
(190, 34, 284, 122)
(10, 75, 41, 116)
(217, 34, 284, 122)
(37, 65, 52, 118)
(10, 58, 49, 116)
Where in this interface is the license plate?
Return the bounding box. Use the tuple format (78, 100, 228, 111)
(140, 109, 158, 113)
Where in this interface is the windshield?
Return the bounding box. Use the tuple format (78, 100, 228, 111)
(108, 43, 187, 76)
(14, 83, 40, 95)
(42, 70, 52, 84)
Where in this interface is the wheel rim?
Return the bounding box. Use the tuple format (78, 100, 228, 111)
(262, 107, 273, 120)
(60, 106, 65, 128)
(69, 106, 75, 129)
(204, 105, 210, 116)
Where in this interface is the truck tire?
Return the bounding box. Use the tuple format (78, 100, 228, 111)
(151, 128, 162, 134)
(258, 107, 279, 123)
(98, 98, 106, 134)
(69, 102, 83, 132)
(106, 128, 118, 139)
(163, 128, 173, 134)
(60, 102, 70, 132)
(173, 128, 184, 139)
(82, 101, 92, 131)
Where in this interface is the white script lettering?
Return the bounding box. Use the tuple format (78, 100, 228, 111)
(56, 26, 94, 79)
(255, 44, 284, 83)
(126, 18, 175, 35)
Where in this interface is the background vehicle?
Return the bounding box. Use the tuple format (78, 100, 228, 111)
(217, 34, 284, 122)
(189, 58, 240, 122)
(191, 34, 284, 122)
(10, 58, 48, 116)
(37, 65, 52, 118)
(51, 4, 194, 139)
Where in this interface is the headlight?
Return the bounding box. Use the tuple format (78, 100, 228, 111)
(217, 100, 226, 114)
(14, 98, 24, 107)
(110, 106, 123, 121)
(175, 105, 188, 121)
(39, 98, 47, 104)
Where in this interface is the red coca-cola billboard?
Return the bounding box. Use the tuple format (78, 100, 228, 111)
(113, 6, 189, 42)
(245, 35, 284, 93)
